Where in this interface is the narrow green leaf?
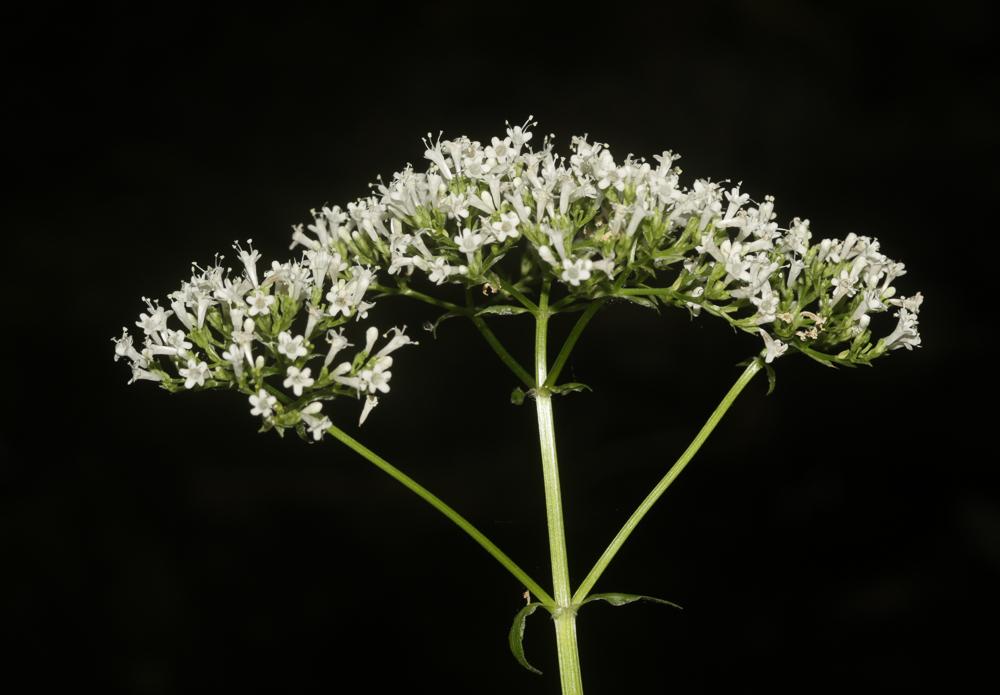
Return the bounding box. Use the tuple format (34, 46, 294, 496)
(548, 382, 592, 396)
(482, 252, 507, 273)
(580, 592, 683, 611)
(508, 603, 545, 675)
(422, 310, 463, 338)
(653, 253, 687, 265)
(765, 363, 777, 395)
(476, 305, 530, 317)
(795, 344, 837, 368)
(617, 294, 660, 311)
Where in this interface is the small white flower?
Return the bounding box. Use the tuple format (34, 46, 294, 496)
(463, 153, 490, 180)
(491, 211, 520, 242)
(249, 389, 276, 417)
(326, 280, 354, 317)
(506, 115, 536, 148)
(591, 256, 616, 279)
(751, 291, 779, 325)
(425, 257, 457, 285)
(782, 217, 811, 256)
(360, 356, 393, 394)
(163, 329, 192, 354)
(323, 329, 351, 369)
(359, 395, 379, 425)
(423, 133, 453, 179)
(376, 327, 416, 358)
(884, 308, 921, 351)
(830, 270, 857, 306)
(302, 250, 333, 291)
(129, 365, 162, 384)
(330, 361, 362, 390)
(233, 239, 262, 287)
(537, 245, 559, 266)
(221, 343, 244, 378)
(193, 292, 217, 329)
(722, 185, 750, 221)
(135, 299, 172, 335)
(890, 292, 923, 314)
(852, 289, 886, 322)
(112, 328, 143, 364)
(178, 359, 211, 389)
(304, 303, 325, 339)
(289, 222, 321, 251)
(277, 331, 308, 360)
(300, 402, 332, 441)
(283, 365, 315, 396)
(758, 329, 787, 364)
(561, 257, 593, 286)
(214, 277, 251, 306)
(361, 326, 378, 355)
(485, 136, 514, 163)
(787, 258, 805, 287)
(441, 193, 470, 220)
(246, 289, 275, 317)
(454, 228, 484, 255)
(231, 317, 256, 364)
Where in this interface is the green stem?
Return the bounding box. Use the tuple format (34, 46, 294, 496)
(549, 295, 585, 312)
(617, 286, 755, 334)
(325, 422, 555, 607)
(619, 287, 854, 366)
(572, 359, 763, 604)
(534, 280, 585, 694)
(493, 274, 539, 313)
(373, 283, 465, 314)
(380, 282, 536, 385)
(467, 291, 535, 388)
(545, 299, 603, 389)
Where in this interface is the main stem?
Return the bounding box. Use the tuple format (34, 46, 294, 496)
(534, 283, 585, 695)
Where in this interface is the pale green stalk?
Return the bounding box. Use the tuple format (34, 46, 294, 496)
(545, 299, 603, 388)
(325, 422, 555, 607)
(534, 280, 585, 694)
(572, 359, 763, 603)
(466, 289, 535, 388)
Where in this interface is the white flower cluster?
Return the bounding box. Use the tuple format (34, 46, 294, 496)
(289, 119, 922, 366)
(113, 240, 415, 438)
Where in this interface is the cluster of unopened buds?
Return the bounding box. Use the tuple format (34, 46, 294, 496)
(116, 117, 921, 431)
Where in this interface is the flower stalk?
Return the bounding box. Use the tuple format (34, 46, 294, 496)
(573, 359, 763, 604)
(324, 421, 555, 607)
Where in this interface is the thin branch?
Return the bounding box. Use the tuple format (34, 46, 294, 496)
(572, 359, 763, 603)
(544, 300, 604, 389)
(326, 423, 556, 607)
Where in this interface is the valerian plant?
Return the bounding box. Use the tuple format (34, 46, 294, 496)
(113, 118, 922, 694)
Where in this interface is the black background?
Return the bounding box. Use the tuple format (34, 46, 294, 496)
(5, 3, 997, 692)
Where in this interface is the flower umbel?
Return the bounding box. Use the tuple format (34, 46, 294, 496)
(113, 247, 414, 437)
(288, 120, 922, 367)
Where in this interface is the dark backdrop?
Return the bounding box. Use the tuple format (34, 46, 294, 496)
(5, 3, 997, 693)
